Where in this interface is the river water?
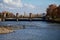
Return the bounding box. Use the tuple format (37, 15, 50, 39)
(0, 21, 60, 40)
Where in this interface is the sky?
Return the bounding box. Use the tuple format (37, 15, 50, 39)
(0, 0, 60, 14)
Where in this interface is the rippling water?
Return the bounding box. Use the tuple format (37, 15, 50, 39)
(0, 21, 60, 40)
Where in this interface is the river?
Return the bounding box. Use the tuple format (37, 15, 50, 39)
(0, 21, 60, 40)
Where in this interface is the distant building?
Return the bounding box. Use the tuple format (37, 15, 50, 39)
(23, 12, 29, 18)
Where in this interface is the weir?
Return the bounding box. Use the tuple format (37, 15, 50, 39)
(5, 18, 43, 21)
(0, 12, 44, 21)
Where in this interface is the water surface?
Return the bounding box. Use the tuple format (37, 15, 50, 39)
(0, 21, 60, 40)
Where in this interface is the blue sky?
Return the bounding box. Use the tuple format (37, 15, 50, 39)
(0, 0, 60, 14)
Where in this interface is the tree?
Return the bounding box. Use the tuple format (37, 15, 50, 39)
(57, 5, 60, 18)
(46, 4, 57, 20)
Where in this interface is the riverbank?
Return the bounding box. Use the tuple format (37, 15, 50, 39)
(0, 27, 14, 34)
(46, 18, 60, 23)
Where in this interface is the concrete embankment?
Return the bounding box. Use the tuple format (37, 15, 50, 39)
(0, 25, 25, 34)
(0, 27, 14, 34)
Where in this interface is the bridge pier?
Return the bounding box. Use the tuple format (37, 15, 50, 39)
(2, 18, 5, 21)
(16, 19, 18, 21)
(29, 13, 32, 21)
(16, 13, 19, 21)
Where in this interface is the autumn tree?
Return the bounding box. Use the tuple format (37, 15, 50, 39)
(57, 5, 60, 18)
(46, 4, 57, 20)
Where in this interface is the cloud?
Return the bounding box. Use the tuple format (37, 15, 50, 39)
(3, 0, 23, 8)
(24, 3, 36, 9)
(0, 3, 4, 8)
(0, 0, 36, 9)
(0, 3, 15, 10)
(0, 3, 2, 6)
